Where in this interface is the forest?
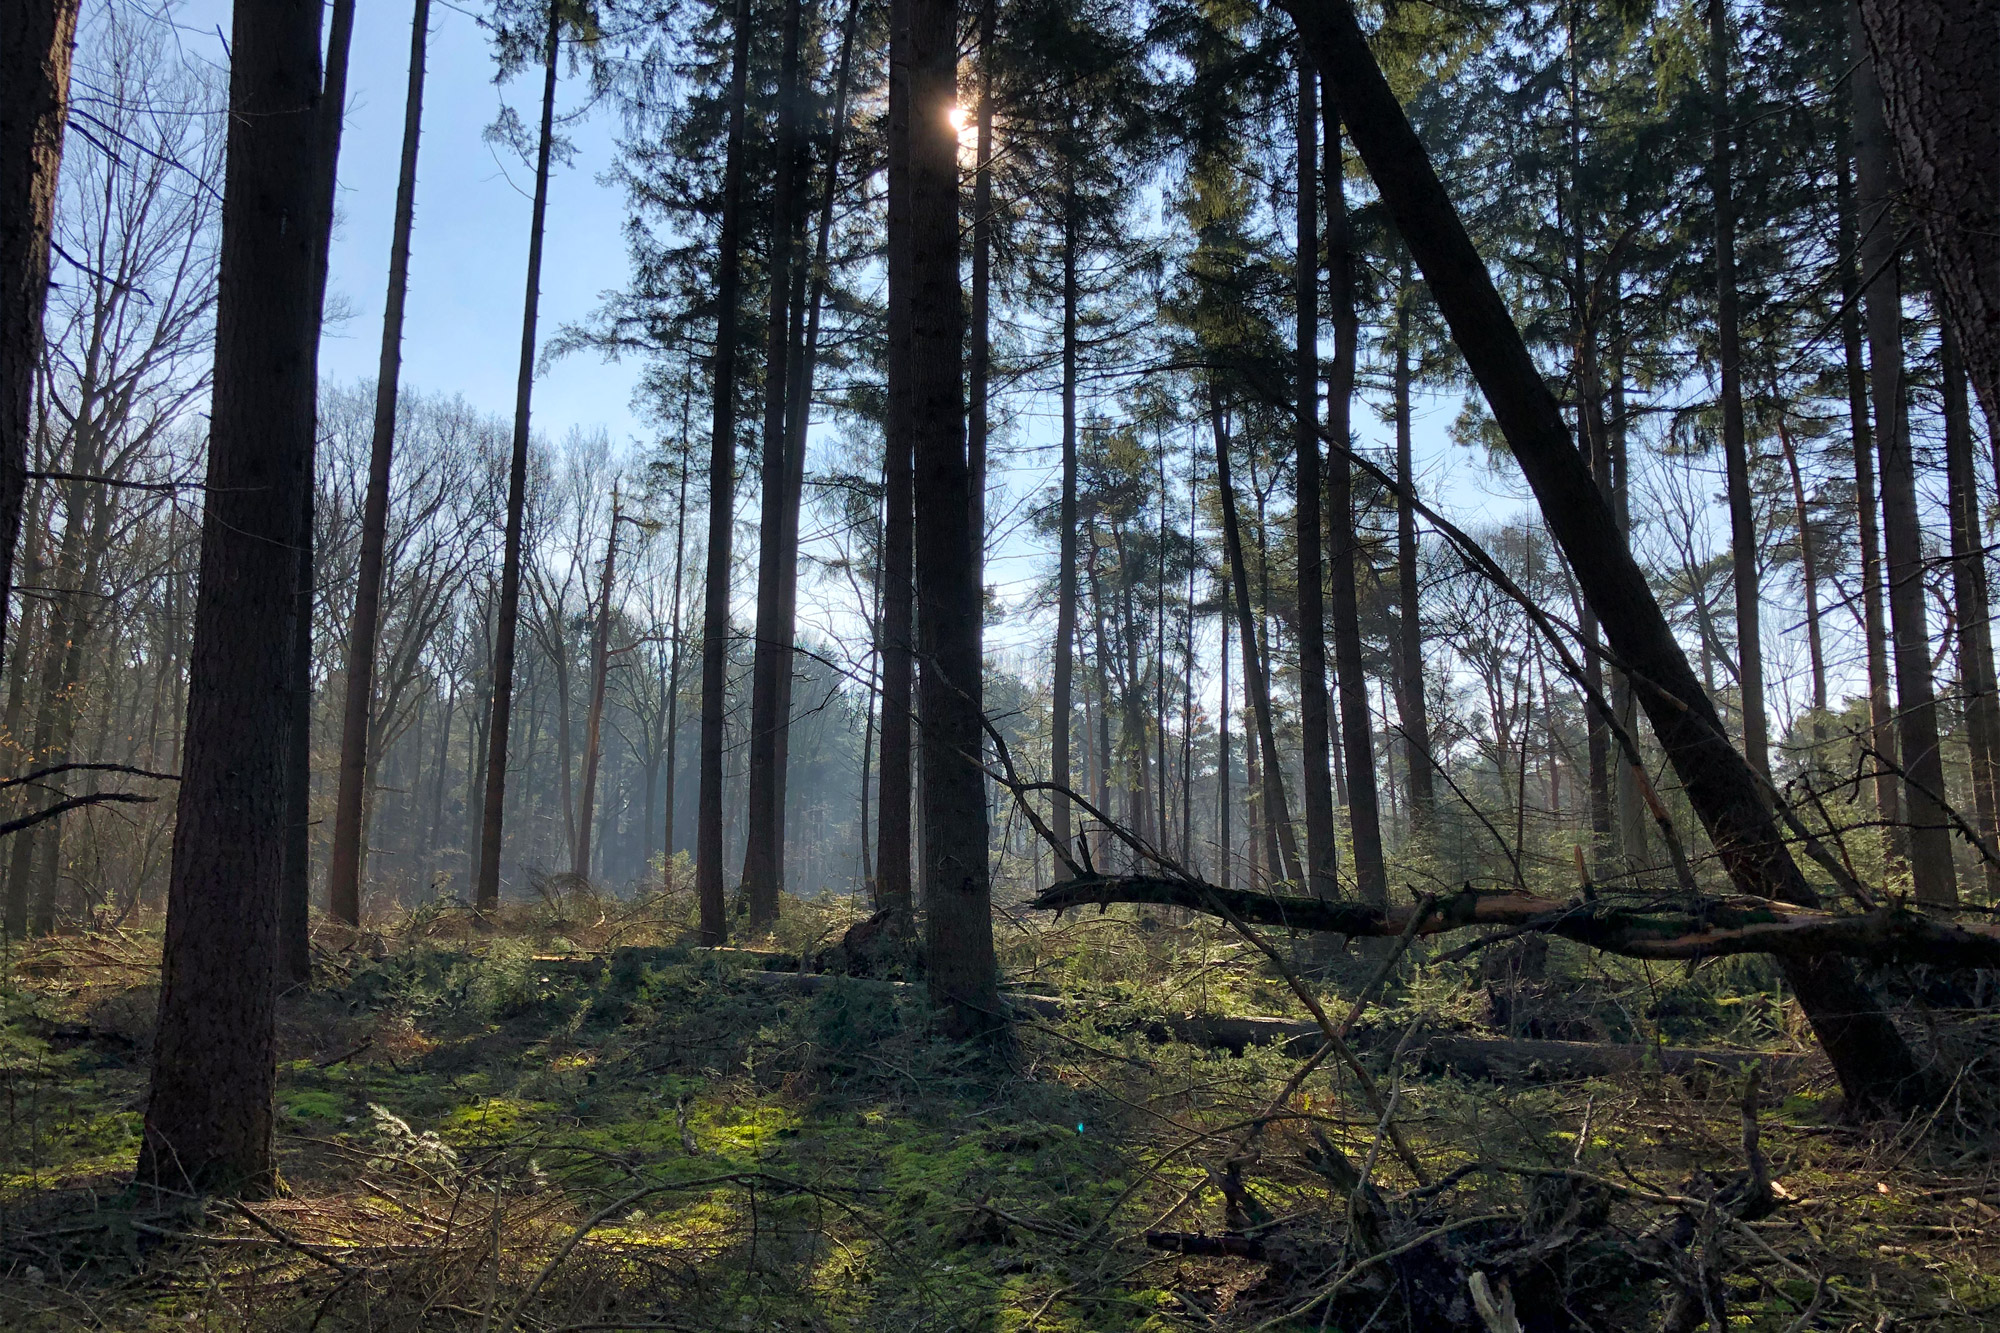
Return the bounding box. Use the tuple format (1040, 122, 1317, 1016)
(2, 0, 1999, 1326)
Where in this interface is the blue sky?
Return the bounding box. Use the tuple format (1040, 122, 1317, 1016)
(174, 0, 650, 448)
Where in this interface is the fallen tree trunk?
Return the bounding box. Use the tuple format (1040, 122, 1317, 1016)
(1033, 875, 2000, 971)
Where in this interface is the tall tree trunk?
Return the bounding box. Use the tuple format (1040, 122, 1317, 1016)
(1391, 263, 1433, 833)
(473, 5, 560, 914)
(1211, 391, 1299, 883)
(279, 0, 357, 974)
(0, 483, 44, 937)
(1608, 307, 1647, 866)
(1292, 52, 1337, 898)
(740, 0, 806, 930)
(694, 0, 753, 944)
(1208, 596, 1224, 888)
(0, 0, 81, 669)
(327, 0, 431, 927)
(1051, 167, 1079, 857)
(1709, 0, 1766, 777)
(139, 0, 325, 1195)
(1838, 142, 1901, 847)
(874, 0, 915, 926)
(1854, 0, 2000, 444)
(574, 489, 622, 880)
(27, 447, 118, 936)
(1293, 0, 1927, 1114)
(764, 0, 862, 908)
(1776, 420, 1828, 746)
(968, 0, 994, 582)
(464, 583, 493, 881)
(902, 0, 994, 1034)
(1323, 111, 1385, 904)
(1852, 0, 1955, 907)
(1943, 320, 2000, 898)
(662, 449, 689, 870)
(1218, 600, 1230, 889)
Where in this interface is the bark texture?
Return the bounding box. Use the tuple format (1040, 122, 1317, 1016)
(1856, 0, 2000, 442)
(1850, 0, 1956, 906)
(902, 0, 997, 1034)
(1292, 52, 1336, 898)
(140, 0, 324, 1194)
(0, 0, 81, 670)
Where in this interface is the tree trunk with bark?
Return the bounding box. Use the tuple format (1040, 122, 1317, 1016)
(1290, 0, 1928, 1114)
(575, 490, 623, 881)
(327, 0, 431, 927)
(902, 0, 995, 1034)
(662, 451, 688, 871)
(0, 0, 81, 670)
(1291, 52, 1336, 898)
(1943, 320, 2000, 897)
(1323, 111, 1385, 904)
(740, 0, 806, 930)
(1051, 169, 1080, 859)
(1776, 421, 1828, 746)
(1391, 264, 1432, 833)
(473, 5, 560, 914)
(1837, 144, 1901, 847)
(1851, 0, 1955, 907)
(694, 0, 754, 944)
(139, 0, 325, 1194)
(1709, 0, 1766, 777)
(874, 0, 914, 926)
(1854, 0, 2000, 443)
(1211, 391, 1299, 884)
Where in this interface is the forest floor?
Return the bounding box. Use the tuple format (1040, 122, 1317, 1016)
(2, 884, 1998, 1331)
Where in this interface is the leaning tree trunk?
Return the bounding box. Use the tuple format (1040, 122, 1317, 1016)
(874, 0, 915, 926)
(326, 0, 431, 928)
(1291, 0, 1928, 1115)
(1851, 0, 1955, 907)
(1855, 0, 2000, 444)
(139, 0, 325, 1195)
(740, 0, 806, 930)
(1708, 0, 1766, 777)
(0, 0, 82, 671)
(1323, 109, 1386, 905)
(1292, 51, 1337, 899)
(901, 0, 996, 1035)
(473, 4, 561, 914)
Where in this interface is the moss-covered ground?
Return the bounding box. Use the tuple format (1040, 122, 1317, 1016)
(2, 889, 1996, 1330)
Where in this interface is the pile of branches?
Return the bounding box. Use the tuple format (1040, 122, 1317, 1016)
(1143, 1078, 1796, 1331)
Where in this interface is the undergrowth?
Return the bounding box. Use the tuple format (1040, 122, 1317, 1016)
(0, 895, 1995, 1330)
